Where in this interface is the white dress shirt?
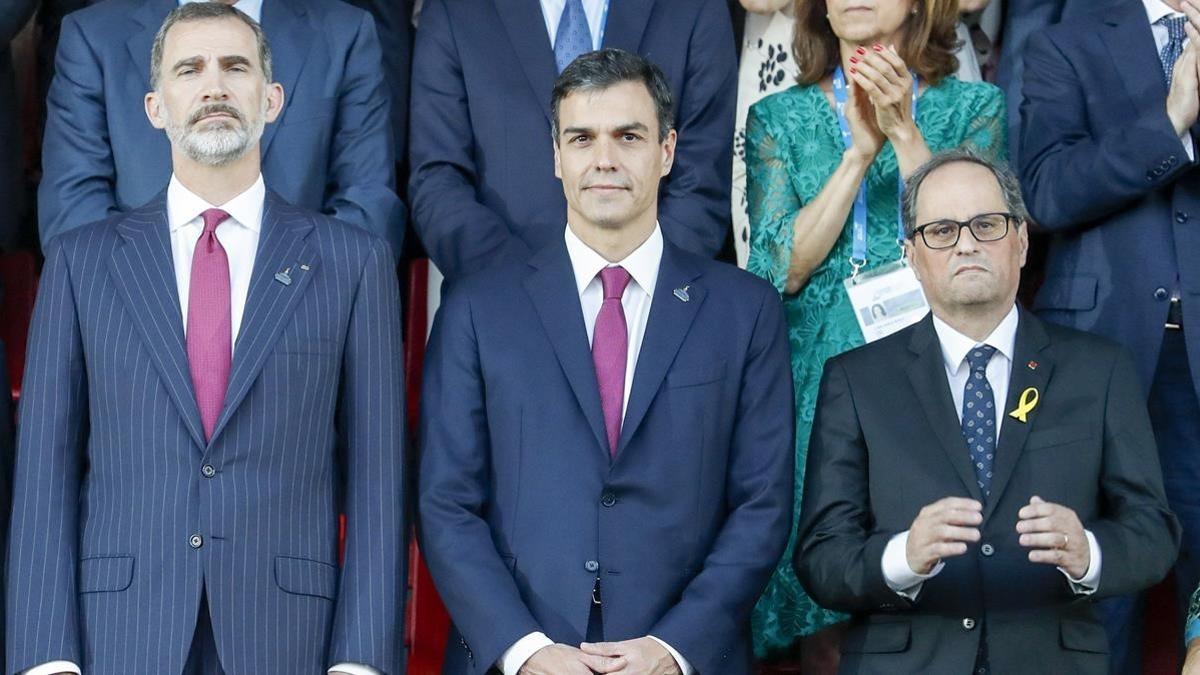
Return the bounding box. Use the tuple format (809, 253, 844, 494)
(181, 0, 263, 23)
(22, 174, 378, 675)
(1144, 0, 1197, 161)
(880, 306, 1102, 600)
(498, 224, 693, 675)
(539, 0, 607, 49)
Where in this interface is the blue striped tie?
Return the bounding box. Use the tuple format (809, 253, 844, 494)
(555, 0, 593, 73)
(1159, 15, 1188, 87)
(961, 344, 998, 498)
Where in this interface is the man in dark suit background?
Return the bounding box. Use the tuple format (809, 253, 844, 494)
(418, 49, 793, 675)
(408, 0, 736, 284)
(37, 0, 405, 254)
(7, 5, 406, 673)
(1019, 1, 1200, 669)
(1, 0, 36, 252)
(797, 150, 1179, 674)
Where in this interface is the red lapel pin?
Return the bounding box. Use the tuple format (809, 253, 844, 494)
(1027, 360, 1038, 370)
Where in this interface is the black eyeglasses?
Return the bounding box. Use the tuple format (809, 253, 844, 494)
(910, 212, 1019, 249)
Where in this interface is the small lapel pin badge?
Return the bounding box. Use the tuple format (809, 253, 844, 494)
(1008, 386, 1040, 424)
(274, 266, 293, 286)
(673, 285, 691, 303)
(1027, 360, 1038, 371)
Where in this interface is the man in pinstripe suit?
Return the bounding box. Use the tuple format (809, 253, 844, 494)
(6, 5, 406, 674)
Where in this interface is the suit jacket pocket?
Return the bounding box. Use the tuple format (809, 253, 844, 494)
(1060, 618, 1109, 653)
(79, 555, 135, 593)
(667, 361, 726, 388)
(1027, 424, 1095, 451)
(1033, 275, 1098, 312)
(841, 620, 911, 654)
(274, 555, 338, 600)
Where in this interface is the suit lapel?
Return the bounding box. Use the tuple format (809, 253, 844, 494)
(523, 242, 610, 457)
(108, 194, 208, 451)
(616, 243, 703, 457)
(1101, 2, 1169, 108)
(259, 0, 314, 157)
(984, 309, 1054, 522)
(496, 0, 559, 125)
(905, 316, 985, 503)
(126, 0, 178, 91)
(601, 0, 655, 54)
(206, 192, 320, 446)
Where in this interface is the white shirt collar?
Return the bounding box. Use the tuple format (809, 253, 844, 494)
(931, 305, 1020, 376)
(1144, 0, 1183, 25)
(167, 173, 266, 234)
(179, 0, 264, 23)
(563, 223, 663, 299)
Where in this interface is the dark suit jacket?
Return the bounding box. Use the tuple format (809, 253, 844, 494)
(1018, 1, 1200, 401)
(7, 191, 407, 675)
(0, 0, 36, 251)
(795, 310, 1180, 675)
(408, 0, 737, 283)
(417, 238, 794, 675)
(37, 0, 405, 253)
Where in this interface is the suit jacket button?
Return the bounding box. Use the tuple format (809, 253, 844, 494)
(962, 618, 976, 630)
(980, 543, 994, 556)
(189, 534, 204, 549)
(585, 560, 600, 573)
(601, 492, 616, 507)
(201, 464, 217, 478)
(1147, 171, 1155, 181)
(1155, 287, 1170, 300)
(1178, 211, 1190, 223)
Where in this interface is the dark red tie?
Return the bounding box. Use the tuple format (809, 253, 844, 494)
(187, 208, 232, 441)
(593, 266, 632, 457)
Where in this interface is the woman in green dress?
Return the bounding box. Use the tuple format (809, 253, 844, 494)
(745, 0, 1006, 665)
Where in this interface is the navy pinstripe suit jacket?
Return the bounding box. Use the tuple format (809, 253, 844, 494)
(7, 191, 407, 675)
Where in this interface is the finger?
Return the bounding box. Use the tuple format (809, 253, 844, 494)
(1015, 515, 1058, 534)
(1017, 500, 1055, 520)
(850, 60, 894, 97)
(865, 45, 909, 85)
(934, 508, 985, 527)
(578, 652, 628, 673)
(1018, 531, 1069, 549)
(925, 497, 984, 517)
(932, 524, 981, 542)
(927, 541, 970, 559)
(580, 642, 626, 658)
(1028, 548, 1068, 566)
(873, 42, 910, 76)
(1184, 0, 1200, 30)
(1187, 20, 1200, 45)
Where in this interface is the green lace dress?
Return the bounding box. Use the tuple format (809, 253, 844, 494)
(745, 76, 1007, 657)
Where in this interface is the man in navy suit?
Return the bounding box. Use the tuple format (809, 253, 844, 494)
(408, 0, 737, 284)
(37, 0, 404, 254)
(418, 49, 793, 675)
(1019, 0, 1200, 669)
(7, 5, 405, 674)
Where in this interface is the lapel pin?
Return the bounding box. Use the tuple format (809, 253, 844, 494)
(299, 264, 310, 271)
(673, 285, 691, 303)
(1008, 386, 1040, 424)
(1027, 360, 1038, 371)
(274, 266, 293, 286)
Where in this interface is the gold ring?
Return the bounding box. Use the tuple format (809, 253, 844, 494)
(1061, 533, 1069, 550)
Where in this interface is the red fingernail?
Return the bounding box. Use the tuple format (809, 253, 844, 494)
(849, 67, 856, 74)
(855, 47, 865, 55)
(873, 44, 883, 52)
(849, 56, 858, 63)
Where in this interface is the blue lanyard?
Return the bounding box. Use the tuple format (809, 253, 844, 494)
(831, 66, 919, 275)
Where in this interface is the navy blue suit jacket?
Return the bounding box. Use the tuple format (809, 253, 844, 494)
(7, 191, 407, 675)
(1019, 1, 1200, 399)
(417, 238, 794, 675)
(37, 0, 404, 253)
(408, 0, 736, 282)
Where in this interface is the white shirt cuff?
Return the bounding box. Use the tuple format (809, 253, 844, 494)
(882, 530, 944, 600)
(648, 636, 693, 675)
(329, 663, 382, 675)
(22, 662, 81, 675)
(1060, 529, 1101, 594)
(499, 632, 554, 675)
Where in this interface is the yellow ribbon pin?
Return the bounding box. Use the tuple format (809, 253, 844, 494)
(1008, 387, 1039, 423)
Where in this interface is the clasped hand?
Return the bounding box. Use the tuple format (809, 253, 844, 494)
(844, 43, 918, 160)
(520, 638, 681, 675)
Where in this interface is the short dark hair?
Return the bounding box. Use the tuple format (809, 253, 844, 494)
(151, 2, 273, 90)
(901, 149, 1030, 238)
(550, 48, 675, 142)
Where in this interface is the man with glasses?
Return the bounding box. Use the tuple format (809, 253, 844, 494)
(795, 150, 1179, 674)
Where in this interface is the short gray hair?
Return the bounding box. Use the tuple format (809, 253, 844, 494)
(150, 2, 273, 90)
(901, 149, 1030, 238)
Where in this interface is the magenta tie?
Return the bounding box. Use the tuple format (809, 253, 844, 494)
(593, 266, 632, 457)
(187, 208, 233, 442)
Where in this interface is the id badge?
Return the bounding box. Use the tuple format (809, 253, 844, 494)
(843, 260, 929, 343)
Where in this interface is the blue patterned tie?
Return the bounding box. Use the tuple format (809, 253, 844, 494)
(1159, 15, 1188, 87)
(555, 0, 593, 73)
(961, 344, 998, 497)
